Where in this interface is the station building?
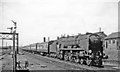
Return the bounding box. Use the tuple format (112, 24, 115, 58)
(104, 32, 120, 60)
(104, 32, 120, 50)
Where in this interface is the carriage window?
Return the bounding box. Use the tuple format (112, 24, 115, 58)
(117, 41, 118, 46)
(109, 40, 111, 44)
(112, 40, 115, 44)
(106, 41, 108, 48)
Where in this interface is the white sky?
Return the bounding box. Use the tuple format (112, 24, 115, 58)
(0, 0, 119, 46)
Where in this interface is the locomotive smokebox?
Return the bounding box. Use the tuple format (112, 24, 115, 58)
(43, 37, 46, 42)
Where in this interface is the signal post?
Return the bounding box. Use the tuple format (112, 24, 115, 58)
(0, 20, 19, 72)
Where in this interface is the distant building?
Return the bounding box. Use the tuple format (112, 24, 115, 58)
(104, 32, 120, 50)
(104, 32, 120, 60)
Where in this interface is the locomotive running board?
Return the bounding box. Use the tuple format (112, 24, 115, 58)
(59, 48, 85, 51)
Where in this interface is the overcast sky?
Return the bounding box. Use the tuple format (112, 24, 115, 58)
(0, 0, 119, 46)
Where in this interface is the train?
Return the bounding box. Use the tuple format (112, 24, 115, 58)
(22, 32, 108, 66)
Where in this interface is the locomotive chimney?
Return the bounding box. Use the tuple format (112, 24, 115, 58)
(48, 37, 50, 41)
(99, 27, 101, 32)
(57, 36, 59, 40)
(43, 37, 46, 42)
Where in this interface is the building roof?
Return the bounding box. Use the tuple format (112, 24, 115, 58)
(105, 32, 120, 39)
(89, 31, 107, 41)
(95, 32, 107, 39)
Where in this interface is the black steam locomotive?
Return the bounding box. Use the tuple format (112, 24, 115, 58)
(22, 32, 108, 66)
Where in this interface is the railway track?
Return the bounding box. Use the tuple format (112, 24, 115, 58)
(0, 50, 11, 60)
(0, 50, 11, 55)
(23, 51, 85, 70)
(21, 50, 119, 71)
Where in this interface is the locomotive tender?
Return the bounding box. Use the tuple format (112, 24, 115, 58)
(22, 32, 108, 66)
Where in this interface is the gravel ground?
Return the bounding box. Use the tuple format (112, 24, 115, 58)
(0, 54, 13, 72)
(22, 53, 79, 70)
(22, 51, 119, 72)
(0, 50, 119, 72)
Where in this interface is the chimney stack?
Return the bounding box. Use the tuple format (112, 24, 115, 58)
(57, 36, 59, 40)
(48, 37, 50, 41)
(43, 37, 46, 42)
(99, 27, 101, 32)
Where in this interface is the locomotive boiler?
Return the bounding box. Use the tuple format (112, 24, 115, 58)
(52, 32, 108, 66)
